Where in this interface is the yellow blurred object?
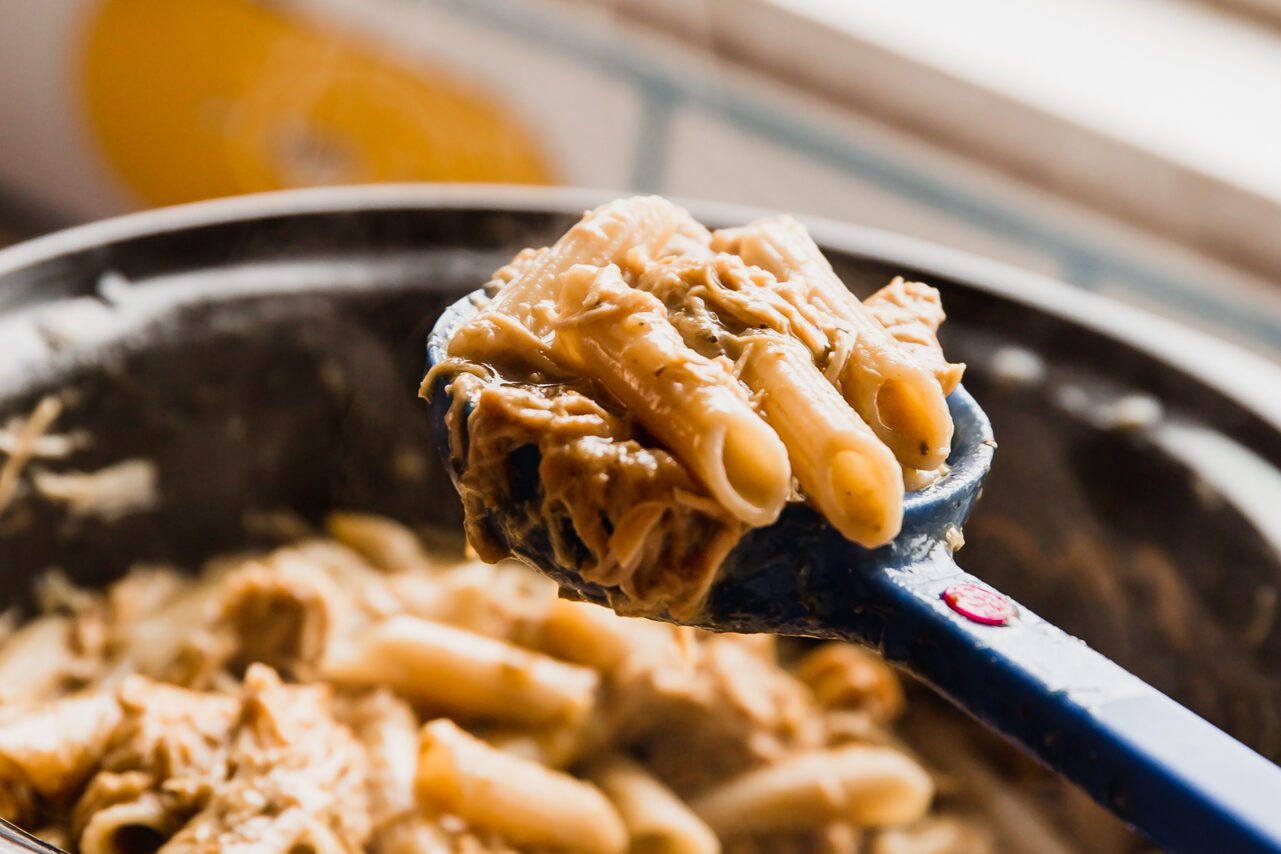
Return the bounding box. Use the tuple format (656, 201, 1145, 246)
(80, 0, 553, 206)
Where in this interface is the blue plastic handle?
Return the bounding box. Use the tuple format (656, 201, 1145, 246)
(855, 547, 1281, 854)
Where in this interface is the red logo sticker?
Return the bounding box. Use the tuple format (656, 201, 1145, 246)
(942, 583, 1015, 626)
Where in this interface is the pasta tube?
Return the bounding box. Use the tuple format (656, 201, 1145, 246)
(534, 598, 682, 673)
(79, 793, 173, 854)
(449, 196, 689, 368)
(588, 756, 721, 854)
(864, 277, 964, 395)
(325, 512, 437, 574)
(218, 560, 336, 679)
(795, 643, 905, 721)
(738, 335, 904, 547)
(725, 217, 954, 470)
(322, 616, 598, 726)
(416, 719, 627, 854)
(691, 745, 932, 834)
(556, 264, 791, 526)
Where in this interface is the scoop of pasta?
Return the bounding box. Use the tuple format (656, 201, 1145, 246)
(424, 197, 964, 618)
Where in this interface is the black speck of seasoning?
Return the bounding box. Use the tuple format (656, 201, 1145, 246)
(758, 323, 768, 329)
(655, 366, 666, 377)
(705, 334, 718, 344)
(919, 441, 929, 456)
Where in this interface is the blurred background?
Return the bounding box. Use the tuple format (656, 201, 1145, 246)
(2, 0, 1281, 359)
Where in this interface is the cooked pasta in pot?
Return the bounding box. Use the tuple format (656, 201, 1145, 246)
(424, 197, 964, 618)
(0, 512, 994, 854)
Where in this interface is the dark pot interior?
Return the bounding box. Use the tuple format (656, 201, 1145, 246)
(1, 187, 1278, 851)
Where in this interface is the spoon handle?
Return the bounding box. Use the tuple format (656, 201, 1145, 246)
(866, 550, 1281, 854)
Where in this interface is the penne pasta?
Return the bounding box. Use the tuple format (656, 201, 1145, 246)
(692, 745, 933, 835)
(795, 643, 905, 721)
(487, 246, 550, 292)
(737, 335, 904, 547)
(721, 216, 954, 470)
(588, 756, 721, 854)
(322, 615, 598, 726)
(325, 512, 437, 574)
(416, 718, 627, 854)
(555, 263, 791, 527)
(79, 792, 173, 854)
(217, 560, 338, 679)
(444, 198, 793, 529)
(448, 196, 688, 370)
(73, 770, 153, 837)
(864, 277, 965, 396)
(533, 598, 683, 673)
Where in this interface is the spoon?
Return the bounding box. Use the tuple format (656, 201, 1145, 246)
(427, 290, 1281, 854)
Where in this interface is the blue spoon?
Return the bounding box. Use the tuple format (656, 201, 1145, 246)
(427, 291, 1281, 854)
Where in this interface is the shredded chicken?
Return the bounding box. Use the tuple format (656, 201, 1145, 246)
(0, 396, 64, 520)
(610, 634, 824, 796)
(445, 373, 743, 618)
(159, 666, 370, 853)
(102, 677, 240, 813)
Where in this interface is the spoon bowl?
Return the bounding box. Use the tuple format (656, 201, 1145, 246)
(425, 289, 995, 632)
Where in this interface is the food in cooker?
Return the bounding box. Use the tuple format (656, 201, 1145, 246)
(0, 513, 993, 854)
(425, 197, 964, 618)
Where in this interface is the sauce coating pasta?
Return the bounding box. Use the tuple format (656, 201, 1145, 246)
(426, 197, 964, 618)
